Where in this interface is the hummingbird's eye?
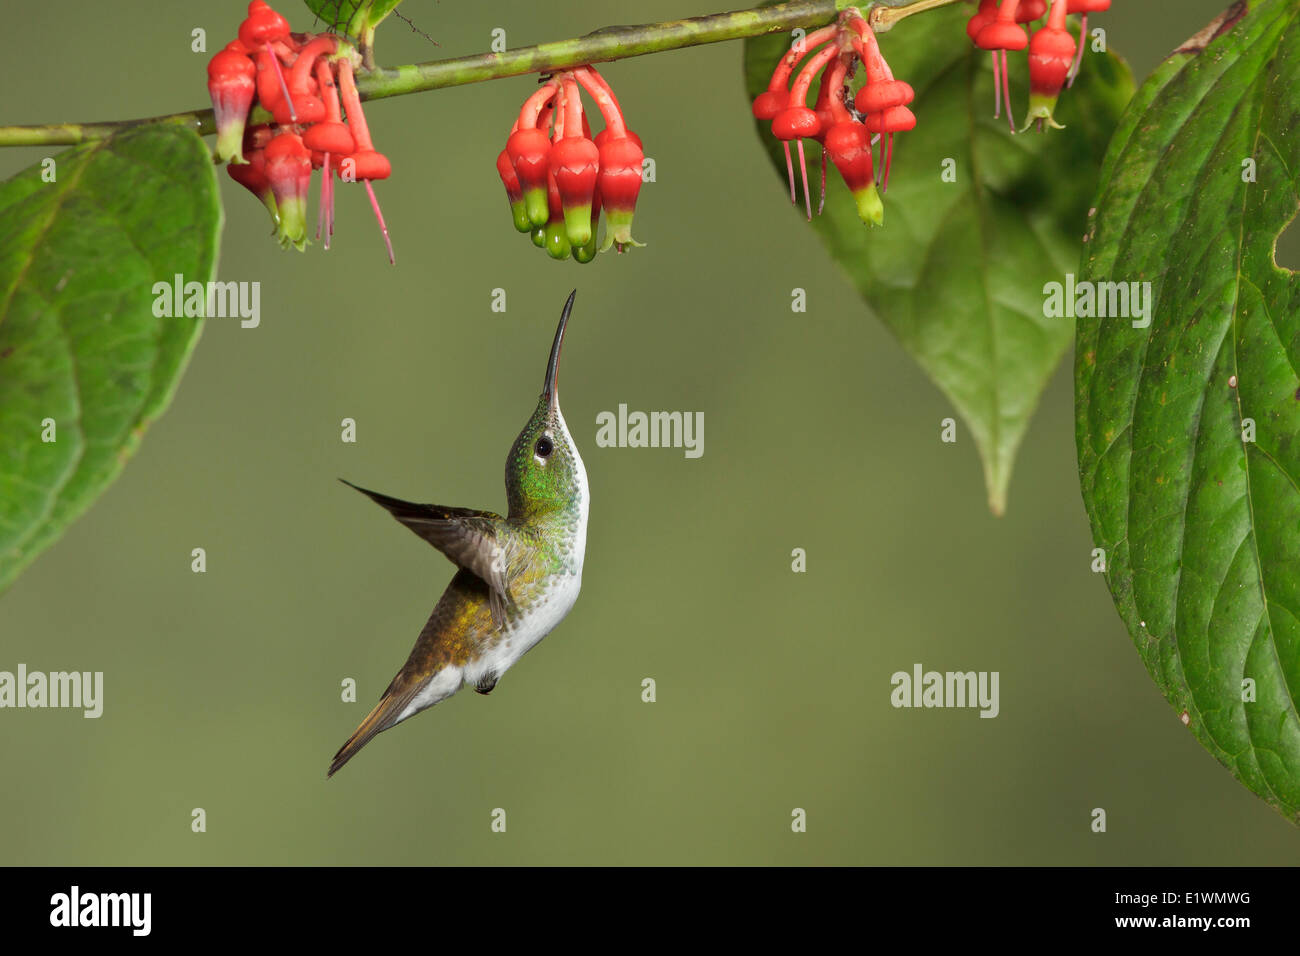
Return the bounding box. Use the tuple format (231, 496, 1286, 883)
(535, 435, 554, 458)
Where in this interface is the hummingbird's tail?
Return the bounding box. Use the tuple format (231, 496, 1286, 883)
(327, 697, 396, 778)
(327, 665, 463, 777)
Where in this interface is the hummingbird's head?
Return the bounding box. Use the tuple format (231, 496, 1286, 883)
(505, 290, 586, 520)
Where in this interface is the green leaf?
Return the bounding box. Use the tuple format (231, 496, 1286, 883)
(0, 125, 221, 594)
(303, 0, 405, 44)
(1076, 0, 1300, 822)
(744, 8, 1133, 514)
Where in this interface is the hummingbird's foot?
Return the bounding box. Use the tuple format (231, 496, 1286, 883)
(475, 673, 499, 696)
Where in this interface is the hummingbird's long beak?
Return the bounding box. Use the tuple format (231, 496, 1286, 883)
(543, 289, 576, 411)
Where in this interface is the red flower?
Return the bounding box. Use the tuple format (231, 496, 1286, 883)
(850, 23, 914, 194)
(1022, 0, 1077, 131)
(336, 57, 394, 264)
(771, 42, 838, 220)
(750, 11, 918, 225)
(976, 0, 1030, 130)
(506, 81, 559, 231)
(264, 131, 312, 250)
(301, 58, 354, 247)
(497, 64, 644, 259)
(211, 2, 398, 259)
(593, 127, 643, 252)
(207, 47, 256, 164)
(548, 76, 601, 247)
(577, 67, 644, 251)
(496, 137, 530, 234)
(824, 121, 882, 226)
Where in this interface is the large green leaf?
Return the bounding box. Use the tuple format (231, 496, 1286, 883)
(0, 125, 221, 594)
(744, 8, 1133, 513)
(1076, 0, 1300, 822)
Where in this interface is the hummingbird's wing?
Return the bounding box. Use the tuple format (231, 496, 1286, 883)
(341, 479, 522, 627)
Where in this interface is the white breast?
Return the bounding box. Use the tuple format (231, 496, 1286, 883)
(464, 409, 588, 688)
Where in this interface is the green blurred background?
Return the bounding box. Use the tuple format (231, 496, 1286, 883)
(3, 0, 1297, 865)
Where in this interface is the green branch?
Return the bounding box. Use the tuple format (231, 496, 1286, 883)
(0, 0, 964, 148)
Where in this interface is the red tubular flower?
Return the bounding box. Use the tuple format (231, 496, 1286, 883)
(507, 81, 559, 230)
(593, 127, 643, 253)
(976, 0, 1030, 131)
(575, 66, 645, 252)
(819, 56, 881, 228)
(824, 122, 882, 226)
(302, 58, 354, 247)
(809, 56, 848, 214)
(752, 25, 838, 206)
(207, 48, 256, 164)
(264, 131, 312, 250)
(772, 42, 838, 220)
(337, 56, 395, 264)
(748, 12, 920, 226)
(850, 24, 914, 194)
(1022, 0, 1077, 131)
(1066, 0, 1111, 86)
(548, 76, 600, 247)
(496, 133, 531, 234)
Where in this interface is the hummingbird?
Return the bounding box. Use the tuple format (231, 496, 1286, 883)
(328, 290, 589, 777)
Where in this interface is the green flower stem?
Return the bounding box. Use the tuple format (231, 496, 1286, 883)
(0, 0, 964, 148)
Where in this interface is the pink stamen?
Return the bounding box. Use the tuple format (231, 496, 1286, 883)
(322, 153, 332, 249)
(783, 141, 796, 204)
(328, 166, 337, 239)
(265, 42, 296, 122)
(315, 169, 326, 241)
(1001, 51, 1016, 132)
(818, 149, 827, 216)
(1066, 14, 1087, 87)
(883, 134, 895, 193)
(797, 139, 812, 221)
(364, 179, 394, 265)
(992, 51, 1003, 119)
